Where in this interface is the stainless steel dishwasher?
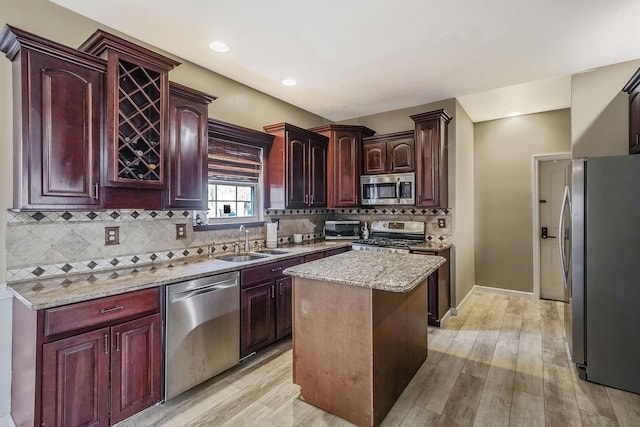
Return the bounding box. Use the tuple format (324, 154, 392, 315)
(164, 271, 239, 400)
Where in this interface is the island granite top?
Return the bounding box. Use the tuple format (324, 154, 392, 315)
(284, 250, 445, 293)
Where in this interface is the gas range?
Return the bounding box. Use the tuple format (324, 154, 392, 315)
(352, 220, 425, 254)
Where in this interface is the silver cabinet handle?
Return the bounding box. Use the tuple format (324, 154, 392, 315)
(93, 183, 99, 200)
(104, 334, 109, 354)
(271, 266, 283, 272)
(100, 305, 124, 314)
(115, 332, 121, 352)
(311, 194, 314, 204)
(271, 285, 275, 299)
(396, 178, 401, 202)
(304, 194, 308, 204)
(279, 283, 283, 296)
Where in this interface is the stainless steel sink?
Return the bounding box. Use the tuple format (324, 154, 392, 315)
(255, 249, 289, 255)
(217, 253, 269, 262)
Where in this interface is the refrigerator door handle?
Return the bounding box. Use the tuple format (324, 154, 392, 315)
(558, 185, 571, 289)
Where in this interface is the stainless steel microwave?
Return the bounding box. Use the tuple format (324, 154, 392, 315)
(324, 220, 361, 240)
(360, 172, 415, 206)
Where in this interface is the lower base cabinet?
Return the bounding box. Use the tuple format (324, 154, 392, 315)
(411, 248, 451, 327)
(240, 247, 351, 357)
(240, 258, 301, 357)
(12, 288, 161, 427)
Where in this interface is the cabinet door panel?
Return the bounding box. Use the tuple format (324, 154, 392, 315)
(388, 139, 415, 173)
(415, 121, 439, 207)
(27, 52, 102, 208)
(287, 132, 307, 208)
(110, 314, 161, 424)
(241, 282, 276, 357)
(334, 133, 360, 206)
(309, 138, 327, 207)
(168, 93, 208, 208)
(363, 141, 387, 174)
(276, 277, 293, 339)
(630, 89, 640, 154)
(41, 328, 110, 427)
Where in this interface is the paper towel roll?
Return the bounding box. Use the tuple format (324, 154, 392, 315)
(266, 222, 278, 248)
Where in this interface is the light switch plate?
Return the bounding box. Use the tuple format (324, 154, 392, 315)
(105, 226, 119, 245)
(438, 218, 446, 228)
(176, 223, 187, 240)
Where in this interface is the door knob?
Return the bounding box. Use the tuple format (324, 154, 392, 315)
(541, 227, 556, 239)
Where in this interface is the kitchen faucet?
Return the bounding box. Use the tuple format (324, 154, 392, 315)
(239, 225, 250, 252)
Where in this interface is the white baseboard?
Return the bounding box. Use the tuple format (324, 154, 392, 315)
(473, 285, 535, 299)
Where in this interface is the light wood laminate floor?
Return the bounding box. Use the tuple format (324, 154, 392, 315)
(117, 291, 640, 426)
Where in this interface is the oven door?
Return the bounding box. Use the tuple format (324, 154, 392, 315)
(361, 173, 415, 205)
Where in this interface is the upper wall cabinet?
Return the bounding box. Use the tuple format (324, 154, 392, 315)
(165, 82, 216, 209)
(410, 109, 452, 208)
(623, 68, 640, 155)
(309, 124, 375, 208)
(263, 123, 329, 209)
(0, 25, 106, 210)
(362, 130, 415, 175)
(79, 30, 180, 209)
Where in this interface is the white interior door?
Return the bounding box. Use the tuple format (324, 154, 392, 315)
(539, 159, 569, 301)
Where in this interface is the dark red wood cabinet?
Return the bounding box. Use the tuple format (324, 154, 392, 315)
(240, 257, 303, 357)
(362, 130, 415, 175)
(79, 30, 180, 209)
(0, 25, 105, 210)
(410, 248, 451, 327)
(411, 109, 452, 208)
(310, 125, 375, 208)
(623, 68, 640, 154)
(165, 82, 216, 209)
(11, 288, 161, 427)
(263, 123, 328, 209)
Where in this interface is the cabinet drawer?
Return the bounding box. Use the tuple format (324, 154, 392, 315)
(304, 252, 325, 262)
(43, 288, 159, 337)
(241, 257, 303, 288)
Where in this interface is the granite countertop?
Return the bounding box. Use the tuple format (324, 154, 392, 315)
(284, 250, 445, 293)
(408, 242, 453, 252)
(9, 241, 352, 310)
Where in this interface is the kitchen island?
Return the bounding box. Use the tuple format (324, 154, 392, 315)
(284, 251, 445, 427)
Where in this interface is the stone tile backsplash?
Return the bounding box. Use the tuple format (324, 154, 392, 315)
(5, 207, 452, 282)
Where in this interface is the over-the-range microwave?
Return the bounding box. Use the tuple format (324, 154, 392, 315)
(360, 172, 415, 206)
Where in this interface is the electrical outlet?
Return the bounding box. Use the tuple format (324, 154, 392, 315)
(438, 218, 446, 228)
(176, 223, 187, 240)
(105, 226, 119, 245)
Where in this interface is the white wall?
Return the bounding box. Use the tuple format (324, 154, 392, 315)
(452, 101, 475, 305)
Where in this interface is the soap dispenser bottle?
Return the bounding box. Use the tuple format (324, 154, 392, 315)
(361, 222, 369, 239)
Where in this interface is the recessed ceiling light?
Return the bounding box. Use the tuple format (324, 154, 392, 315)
(507, 111, 522, 117)
(209, 41, 229, 53)
(282, 78, 297, 86)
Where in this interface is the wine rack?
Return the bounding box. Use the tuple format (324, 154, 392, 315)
(117, 60, 162, 182)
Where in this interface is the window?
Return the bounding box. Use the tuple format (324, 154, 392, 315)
(207, 183, 256, 219)
(205, 132, 264, 224)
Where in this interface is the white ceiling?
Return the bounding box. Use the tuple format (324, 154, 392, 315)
(50, 0, 640, 123)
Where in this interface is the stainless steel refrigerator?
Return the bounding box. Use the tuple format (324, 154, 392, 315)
(560, 155, 640, 394)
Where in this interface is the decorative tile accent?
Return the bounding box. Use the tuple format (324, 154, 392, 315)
(110, 259, 119, 266)
(61, 212, 73, 221)
(61, 264, 73, 273)
(87, 261, 98, 269)
(86, 212, 98, 220)
(32, 267, 45, 277)
(150, 254, 158, 261)
(110, 211, 120, 219)
(131, 211, 140, 219)
(131, 256, 140, 264)
(32, 212, 45, 221)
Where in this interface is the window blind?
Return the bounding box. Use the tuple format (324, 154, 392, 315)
(208, 138, 262, 183)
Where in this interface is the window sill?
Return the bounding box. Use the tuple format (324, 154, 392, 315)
(193, 220, 265, 231)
